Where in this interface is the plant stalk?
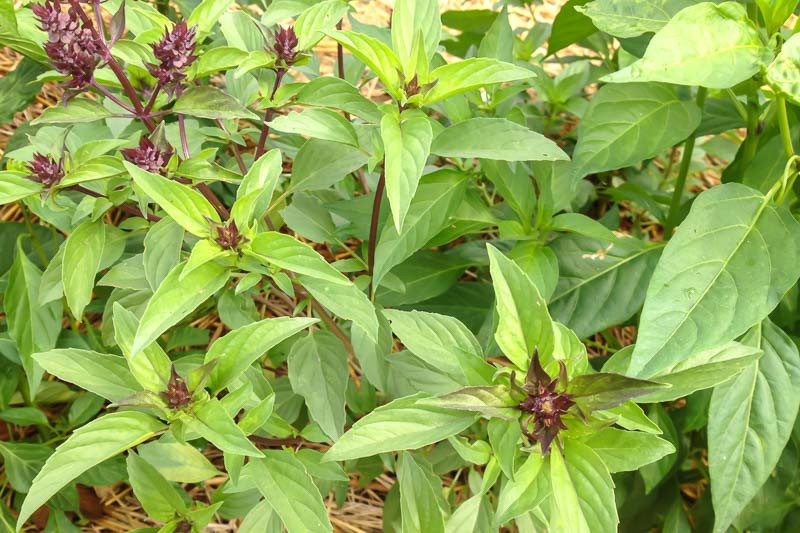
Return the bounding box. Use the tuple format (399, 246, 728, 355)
(367, 167, 386, 295)
(255, 69, 285, 159)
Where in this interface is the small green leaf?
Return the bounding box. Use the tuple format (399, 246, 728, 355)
(298, 275, 379, 342)
(31, 98, 112, 124)
(567, 373, 669, 411)
(173, 86, 260, 120)
(126, 452, 186, 521)
(295, 0, 349, 50)
(767, 33, 800, 106)
(32, 349, 141, 402)
(62, 219, 105, 318)
(327, 30, 403, 99)
(420, 386, 517, 419)
(186, 398, 263, 456)
(581, 427, 675, 473)
(269, 108, 358, 147)
(0, 171, 42, 204)
(244, 231, 348, 284)
(424, 58, 533, 104)
(494, 453, 547, 525)
(397, 452, 446, 533)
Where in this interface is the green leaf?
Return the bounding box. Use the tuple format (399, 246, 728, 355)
(0, 59, 44, 123)
(17, 412, 164, 529)
(571, 82, 701, 181)
(190, 46, 250, 78)
(295, 0, 349, 50)
(549, 235, 661, 338)
(206, 316, 318, 392)
(143, 218, 184, 292)
(269, 108, 358, 147)
(629, 183, 800, 377)
(232, 149, 282, 227)
(288, 331, 349, 440)
(289, 138, 369, 191)
(32, 349, 141, 402)
(295, 76, 381, 122)
(60, 156, 126, 188)
(767, 33, 800, 106)
(576, 0, 694, 38)
(327, 30, 403, 99)
(248, 450, 333, 533)
(709, 320, 800, 533)
(0, 171, 42, 204)
(431, 118, 568, 162)
(127, 162, 219, 237)
(548, 0, 596, 55)
(420, 385, 517, 419)
(424, 58, 534, 104)
(392, 0, 441, 72)
(487, 244, 555, 369)
(324, 393, 477, 461)
(550, 440, 618, 533)
(62, 219, 105, 318)
(397, 452, 446, 533)
(133, 260, 230, 356)
(172, 86, 259, 120)
(567, 373, 669, 411)
(112, 303, 172, 393)
(581, 427, 675, 473)
(757, 0, 797, 32)
(0, 441, 51, 493)
(373, 169, 467, 286)
(298, 275, 379, 342)
(31, 98, 112, 124)
(126, 452, 186, 522)
(602, 2, 772, 89)
(186, 0, 234, 34)
(6, 243, 62, 396)
(245, 231, 348, 284)
(381, 110, 433, 232)
(383, 309, 493, 385)
(446, 494, 493, 533)
(137, 440, 220, 483)
(478, 5, 513, 62)
(186, 398, 263, 456)
(494, 453, 547, 526)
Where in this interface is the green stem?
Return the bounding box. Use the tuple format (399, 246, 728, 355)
(725, 89, 748, 121)
(742, 91, 760, 167)
(664, 87, 708, 237)
(776, 95, 795, 159)
(20, 204, 49, 266)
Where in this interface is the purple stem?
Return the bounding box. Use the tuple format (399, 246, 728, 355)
(91, 79, 135, 113)
(91, 0, 107, 47)
(175, 85, 190, 159)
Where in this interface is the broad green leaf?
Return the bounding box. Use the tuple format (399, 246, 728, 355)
(603, 2, 772, 89)
(487, 244, 555, 369)
(138, 440, 220, 483)
(766, 33, 800, 106)
(248, 450, 333, 532)
(383, 309, 493, 385)
(126, 162, 219, 237)
(550, 440, 618, 533)
(0, 59, 44, 123)
(288, 331, 349, 440)
(488, 417, 522, 480)
(190, 46, 249, 78)
(431, 118, 568, 162)
(269, 108, 358, 147)
(186, 398, 262, 456)
(244, 231, 348, 284)
(381, 110, 433, 232)
(31, 98, 112, 124)
(581, 427, 675, 472)
(206, 316, 318, 392)
(0, 442, 51, 493)
(232, 148, 282, 227)
(294, 0, 349, 50)
(289, 138, 369, 191)
(629, 183, 800, 377)
(17, 412, 165, 529)
(446, 494, 493, 533)
(60, 156, 126, 187)
(567, 373, 668, 411)
(172, 86, 259, 120)
(298, 275, 379, 342)
(327, 30, 403, 99)
(478, 5, 513, 62)
(709, 320, 800, 533)
(126, 452, 186, 521)
(397, 452, 446, 533)
(143, 218, 184, 292)
(756, 0, 797, 32)
(324, 393, 477, 461)
(0, 171, 41, 203)
(392, 0, 441, 72)
(112, 303, 172, 393)
(576, 0, 694, 38)
(6, 243, 62, 396)
(32, 349, 141, 402)
(494, 453, 547, 526)
(132, 260, 230, 355)
(186, 0, 233, 34)
(424, 58, 533, 104)
(295, 76, 381, 122)
(421, 385, 517, 419)
(549, 234, 661, 338)
(548, 0, 596, 55)
(282, 193, 336, 243)
(571, 82, 701, 180)
(373, 169, 467, 286)
(62, 219, 105, 318)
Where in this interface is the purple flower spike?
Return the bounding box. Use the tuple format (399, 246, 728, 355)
(28, 153, 65, 188)
(147, 21, 198, 89)
(121, 137, 172, 174)
(273, 25, 298, 67)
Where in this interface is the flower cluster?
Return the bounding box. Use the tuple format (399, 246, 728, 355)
(147, 21, 198, 90)
(161, 366, 191, 409)
(32, 0, 102, 89)
(213, 220, 247, 252)
(27, 153, 64, 188)
(515, 350, 575, 455)
(121, 138, 172, 174)
(273, 26, 299, 67)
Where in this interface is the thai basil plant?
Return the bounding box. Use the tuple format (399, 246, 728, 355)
(2, 0, 800, 530)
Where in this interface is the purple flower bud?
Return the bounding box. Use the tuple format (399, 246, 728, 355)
(27, 153, 64, 188)
(121, 137, 172, 174)
(273, 26, 298, 67)
(147, 21, 198, 88)
(32, 0, 101, 89)
(161, 365, 191, 409)
(213, 220, 246, 252)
